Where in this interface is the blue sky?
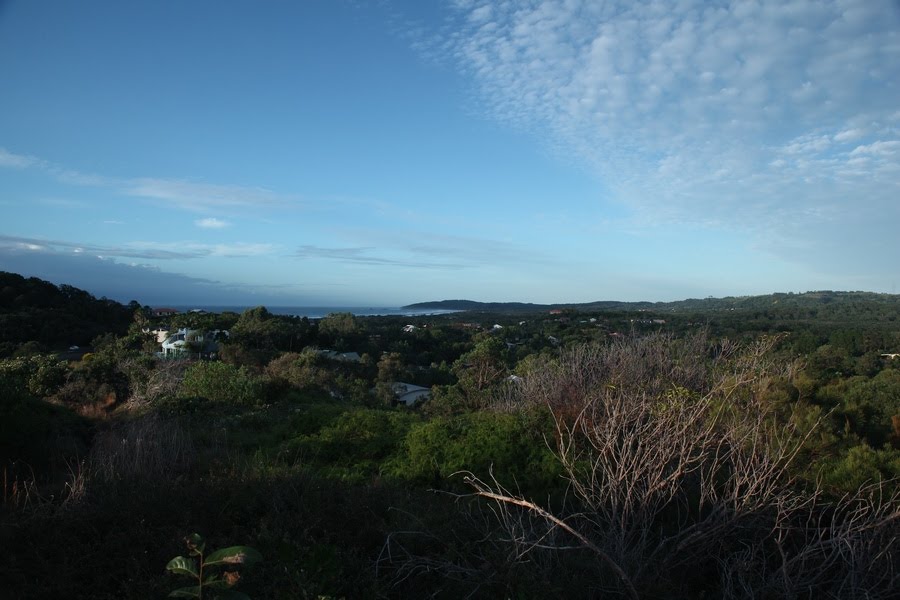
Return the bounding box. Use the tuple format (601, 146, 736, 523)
(1, 0, 899, 306)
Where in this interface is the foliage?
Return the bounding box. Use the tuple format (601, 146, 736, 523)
(0, 271, 133, 354)
(180, 362, 263, 406)
(318, 312, 359, 348)
(820, 443, 900, 493)
(394, 408, 561, 494)
(222, 307, 313, 366)
(283, 408, 418, 481)
(0, 353, 68, 397)
(166, 533, 262, 599)
(449, 335, 508, 409)
(264, 350, 329, 393)
(835, 368, 900, 447)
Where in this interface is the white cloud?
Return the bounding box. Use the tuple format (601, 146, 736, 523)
(196, 217, 230, 229)
(0, 149, 294, 213)
(413, 0, 900, 275)
(834, 128, 865, 143)
(296, 228, 550, 271)
(849, 141, 900, 157)
(126, 178, 288, 211)
(0, 147, 40, 169)
(296, 245, 467, 269)
(0, 235, 277, 260)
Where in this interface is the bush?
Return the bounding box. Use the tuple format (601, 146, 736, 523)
(283, 408, 418, 481)
(180, 361, 263, 405)
(0, 354, 68, 397)
(393, 408, 561, 494)
(821, 443, 900, 493)
(265, 351, 329, 393)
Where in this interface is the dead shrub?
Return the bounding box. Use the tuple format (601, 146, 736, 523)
(462, 333, 899, 599)
(88, 413, 195, 482)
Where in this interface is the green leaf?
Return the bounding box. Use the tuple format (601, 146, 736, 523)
(204, 578, 232, 590)
(184, 533, 206, 555)
(168, 585, 202, 598)
(166, 556, 199, 578)
(204, 545, 263, 567)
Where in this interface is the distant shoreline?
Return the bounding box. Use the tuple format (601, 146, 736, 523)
(168, 305, 461, 318)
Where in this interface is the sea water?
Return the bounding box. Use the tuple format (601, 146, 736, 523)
(170, 306, 460, 318)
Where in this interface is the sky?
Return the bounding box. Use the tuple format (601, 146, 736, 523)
(1, 0, 899, 307)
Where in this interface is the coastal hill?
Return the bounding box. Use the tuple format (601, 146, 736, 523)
(405, 290, 900, 315)
(0, 271, 134, 353)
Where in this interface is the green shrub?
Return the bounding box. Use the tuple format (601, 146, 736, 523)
(0, 354, 68, 397)
(284, 403, 348, 436)
(180, 362, 263, 405)
(820, 443, 900, 493)
(283, 408, 418, 481)
(391, 408, 561, 494)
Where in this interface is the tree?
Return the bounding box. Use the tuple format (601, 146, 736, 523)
(265, 350, 329, 393)
(451, 336, 507, 406)
(318, 312, 360, 349)
(374, 352, 406, 406)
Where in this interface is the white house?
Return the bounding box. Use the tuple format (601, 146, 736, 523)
(391, 382, 432, 407)
(160, 328, 218, 358)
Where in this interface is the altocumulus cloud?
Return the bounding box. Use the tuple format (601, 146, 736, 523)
(420, 0, 900, 284)
(0, 235, 275, 261)
(0, 147, 295, 213)
(296, 228, 548, 270)
(195, 217, 230, 229)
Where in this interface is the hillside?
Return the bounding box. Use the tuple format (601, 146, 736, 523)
(405, 290, 900, 316)
(0, 271, 135, 355)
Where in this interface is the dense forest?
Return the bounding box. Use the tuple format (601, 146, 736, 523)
(0, 271, 135, 355)
(1, 272, 898, 598)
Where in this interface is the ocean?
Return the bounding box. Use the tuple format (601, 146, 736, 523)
(169, 306, 460, 319)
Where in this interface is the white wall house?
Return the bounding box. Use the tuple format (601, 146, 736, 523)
(160, 328, 218, 358)
(392, 382, 432, 407)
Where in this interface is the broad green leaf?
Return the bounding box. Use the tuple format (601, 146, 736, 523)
(204, 578, 232, 590)
(184, 533, 206, 555)
(205, 545, 262, 566)
(168, 585, 202, 598)
(166, 556, 199, 578)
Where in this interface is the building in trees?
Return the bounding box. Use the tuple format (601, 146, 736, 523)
(390, 382, 432, 407)
(160, 328, 220, 358)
